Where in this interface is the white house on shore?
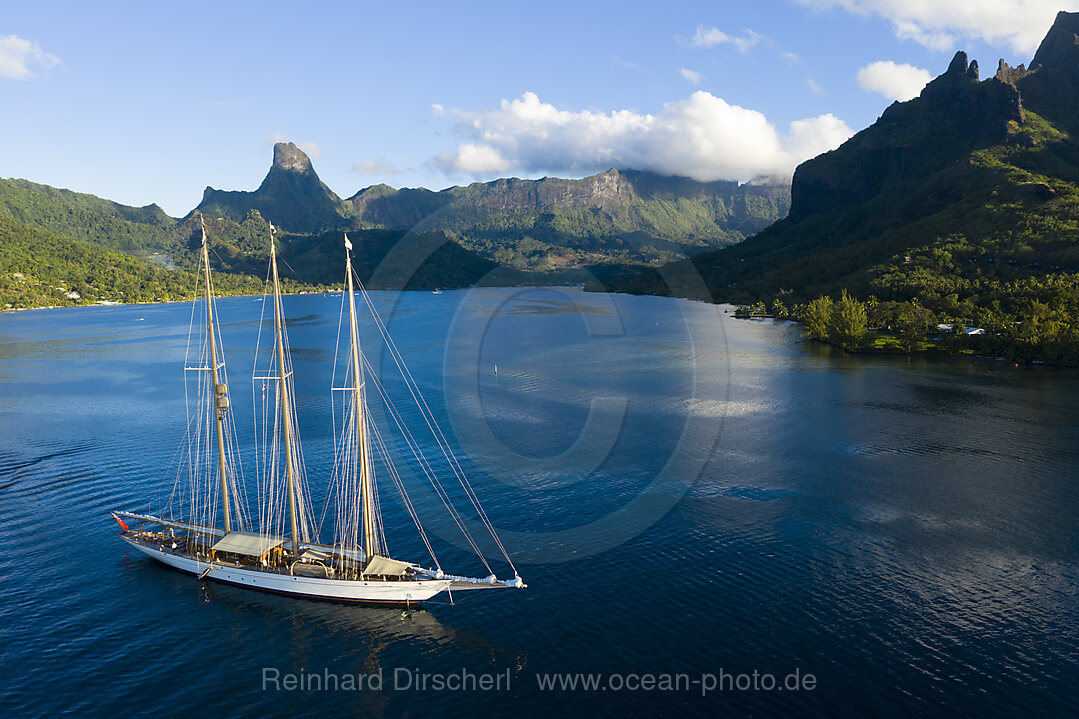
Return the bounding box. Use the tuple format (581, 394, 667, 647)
(936, 323, 986, 336)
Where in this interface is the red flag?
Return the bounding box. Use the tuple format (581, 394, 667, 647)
(111, 513, 129, 531)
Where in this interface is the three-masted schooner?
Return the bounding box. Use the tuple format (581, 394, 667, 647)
(111, 218, 524, 605)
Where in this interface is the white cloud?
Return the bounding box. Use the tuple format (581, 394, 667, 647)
(786, 113, 855, 160)
(435, 142, 512, 174)
(431, 91, 854, 183)
(781, 51, 802, 65)
(686, 26, 762, 53)
(351, 158, 400, 175)
(0, 35, 59, 79)
(269, 133, 323, 160)
(807, 78, 824, 94)
(856, 60, 933, 101)
(793, 0, 1078, 54)
(680, 68, 702, 84)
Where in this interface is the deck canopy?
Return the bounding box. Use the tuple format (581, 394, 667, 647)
(211, 531, 286, 557)
(364, 555, 412, 576)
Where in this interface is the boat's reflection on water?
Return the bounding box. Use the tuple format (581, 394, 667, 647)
(200, 579, 442, 639)
(195, 574, 519, 661)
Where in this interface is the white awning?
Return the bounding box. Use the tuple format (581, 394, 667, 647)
(211, 531, 286, 557)
(364, 555, 412, 576)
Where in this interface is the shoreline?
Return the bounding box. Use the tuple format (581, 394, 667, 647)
(0, 283, 589, 315)
(732, 314, 1078, 368)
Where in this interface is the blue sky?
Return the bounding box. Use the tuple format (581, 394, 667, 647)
(2, 1, 1076, 216)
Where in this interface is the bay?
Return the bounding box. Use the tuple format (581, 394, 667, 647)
(0, 287, 1076, 717)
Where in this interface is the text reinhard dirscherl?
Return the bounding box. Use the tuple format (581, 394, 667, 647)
(260, 667, 817, 695)
(262, 667, 511, 693)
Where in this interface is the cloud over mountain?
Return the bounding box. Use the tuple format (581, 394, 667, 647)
(856, 61, 933, 101)
(431, 91, 853, 183)
(268, 133, 323, 160)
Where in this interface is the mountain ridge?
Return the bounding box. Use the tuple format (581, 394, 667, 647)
(196, 143, 790, 273)
(1, 143, 790, 302)
(600, 10, 1079, 361)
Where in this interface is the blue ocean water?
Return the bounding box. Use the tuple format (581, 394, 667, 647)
(1, 287, 1077, 717)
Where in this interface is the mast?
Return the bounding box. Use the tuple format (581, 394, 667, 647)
(201, 215, 232, 534)
(269, 223, 302, 558)
(344, 234, 377, 560)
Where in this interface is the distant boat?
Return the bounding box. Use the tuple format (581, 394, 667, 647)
(111, 220, 524, 605)
(432, 289, 443, 295)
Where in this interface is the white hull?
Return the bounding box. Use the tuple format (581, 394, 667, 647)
(123, 535, 452, 605)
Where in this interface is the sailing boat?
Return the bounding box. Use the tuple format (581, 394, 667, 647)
(111, 218, 524, 605)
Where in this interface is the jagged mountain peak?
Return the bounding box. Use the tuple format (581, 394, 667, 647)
(603, 9, 1079, 348)
(1030, 10, 1079, 71)
(946, 51, 970, 75)
(788, 47, 1022, 223)
(271, 142, 314, 174)
(196, 142, 344, 233)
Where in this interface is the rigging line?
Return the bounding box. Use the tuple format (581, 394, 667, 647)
(330, 280, 347, 465)
(256, 275, 280, 540)
(161, 413, 190, 514)
(171, 278, 202, 515)
(357, 284, 516, 573)
(223, 380, 251, 529)
(324, 356, 361, 542)
(253, 274, 274, 534)
(355, 284, 494, 523)
(362, 353, 475, 536)
(171, 299, 200, 514)
(368, 412, 440, 570)
(279, 257, 300, 276)
(369, 444, 387, 556)
(272, 305, 316, 543)
(322, 389, 353, 539)
(209, 294, 253, 531)
(362, 354, 490, 569)
(364, 361, 486, 566)
(362, 353, 492, 574)
(165, 394, 202, 514)
(284, 371, 315, 541)
(315, 461, 335, 537)
(366, 457, 386, 557)
(380, 345, 515, 572)
(327, 415, 351, 553)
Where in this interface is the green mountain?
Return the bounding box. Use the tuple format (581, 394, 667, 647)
(158, 210, 514, 291)
(0, 177, 176, 253)
(197, 142, 350, 234)
(1, 138, 790, 303)
(0, 171, 505, 299)
(201, 141, 790, 274)
(274, 227, 516, 290)
(606, 11, 1079, 353)
(0, 214, 196, 309)
(347, 170, 790, 273)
